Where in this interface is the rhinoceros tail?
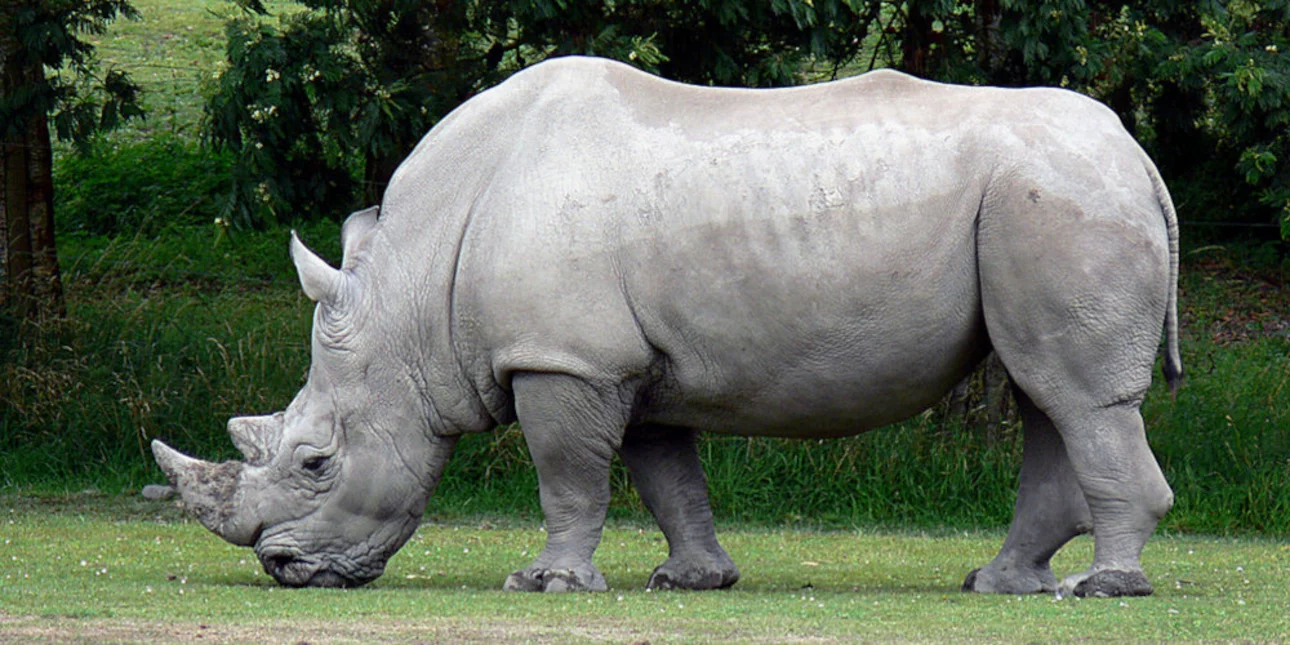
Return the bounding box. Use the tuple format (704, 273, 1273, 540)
(1142, 151, 1184, 395)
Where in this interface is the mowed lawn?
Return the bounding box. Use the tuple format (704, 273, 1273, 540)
(1, 497, 1287, 643)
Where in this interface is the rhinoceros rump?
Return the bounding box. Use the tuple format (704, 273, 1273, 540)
(153, 56, 1181, 597)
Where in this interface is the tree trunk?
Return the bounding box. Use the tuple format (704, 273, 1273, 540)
(26, 64, 64, 318)
(1, 9, 65, 322)
(899, 3, 933, 77)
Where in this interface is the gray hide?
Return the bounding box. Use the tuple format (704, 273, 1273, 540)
(154, 56, 1181, 598)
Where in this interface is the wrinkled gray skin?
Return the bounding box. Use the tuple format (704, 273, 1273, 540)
(154, 56, 1182, 597)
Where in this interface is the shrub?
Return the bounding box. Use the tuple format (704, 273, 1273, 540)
(53, 134, 233, 236)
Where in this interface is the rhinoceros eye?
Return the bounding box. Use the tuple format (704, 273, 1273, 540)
(302, 455, 329, 473)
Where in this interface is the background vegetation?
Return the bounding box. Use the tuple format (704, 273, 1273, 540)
(1, 0, 1288, 539)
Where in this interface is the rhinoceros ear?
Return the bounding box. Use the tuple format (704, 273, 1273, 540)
(340, 206, 379, 267)
(228, 413, 283, 466)
(290, 230, 342, 303)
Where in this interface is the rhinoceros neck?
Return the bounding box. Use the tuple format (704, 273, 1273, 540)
(358, 221, 497, 438)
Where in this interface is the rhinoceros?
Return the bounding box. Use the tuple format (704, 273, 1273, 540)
(153, 55, 1182, 598)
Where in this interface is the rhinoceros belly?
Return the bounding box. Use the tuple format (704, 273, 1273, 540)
(621, 191, 989, 438)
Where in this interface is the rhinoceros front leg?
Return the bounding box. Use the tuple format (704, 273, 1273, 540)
(503, 372, 627, 593)
(963, 390, 1091, 594)
(619, 426, 739, 590)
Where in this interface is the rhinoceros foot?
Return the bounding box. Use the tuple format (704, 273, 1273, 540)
(648, 554, 740, 590)
(961, 562, 1057, 594)
(503, 565, 608, 593)
(1061, 569, 1153, 598)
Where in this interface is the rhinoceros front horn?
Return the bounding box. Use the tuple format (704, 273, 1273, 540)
(151, 440, 259, 546)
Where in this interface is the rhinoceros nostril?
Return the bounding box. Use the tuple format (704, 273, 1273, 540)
(260, 551, 313, 586)
(265, 553, 294, 572)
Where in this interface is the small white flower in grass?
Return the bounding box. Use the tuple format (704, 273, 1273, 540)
(1168, 608, 1179, 614)
(145, 586, 153, 594)
(1238, 599, 1247, 605)
(463, 548, 469, 554)
(617, 595, 624, 602)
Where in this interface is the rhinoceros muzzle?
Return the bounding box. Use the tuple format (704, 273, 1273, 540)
(151, 440, 261, 547)
(259, 549, 373, 588)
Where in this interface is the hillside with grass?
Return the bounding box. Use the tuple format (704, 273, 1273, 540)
(2, 0, 1289, 540)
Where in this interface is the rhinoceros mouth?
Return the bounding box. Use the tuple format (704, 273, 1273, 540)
(257, 548, 375, 588)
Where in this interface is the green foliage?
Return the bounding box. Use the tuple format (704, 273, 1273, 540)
(53, 134, 233, 235)
(200, 1, 1290, 240)
(203, 0, 878, 226)
(0, 0, 144, 147)
(1151, 1, 1290, 239)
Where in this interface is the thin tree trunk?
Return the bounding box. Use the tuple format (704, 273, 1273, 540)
(899, 3, 933, 77)
(26, 88, 65, 318)
(3, 132, 34, 322)
(982, 351, 1012, 443)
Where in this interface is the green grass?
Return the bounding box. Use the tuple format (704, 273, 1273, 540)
(1, 497, 1287, 643)
(85, 0, 297, 138)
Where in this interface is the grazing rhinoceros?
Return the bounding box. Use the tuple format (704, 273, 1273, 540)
(153, 55, 1181, 598)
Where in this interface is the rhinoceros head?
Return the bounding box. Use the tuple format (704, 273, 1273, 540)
(152, 208, 457, 587)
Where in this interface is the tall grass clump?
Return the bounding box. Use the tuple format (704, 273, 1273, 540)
(0, 222, 340, 492)
(5, 227, 1289, 537)
(1145, 336, 1290, 534)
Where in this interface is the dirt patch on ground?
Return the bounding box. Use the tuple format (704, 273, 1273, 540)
(1, 614, 655, 644)
(0, 613, 847, 644)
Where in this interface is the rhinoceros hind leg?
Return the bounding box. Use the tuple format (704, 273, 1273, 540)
(963, 391, 1089, 594)
(620, 426, 739, 590)
(977, 200, 1174, 597)
(504, 372, 628, 593)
